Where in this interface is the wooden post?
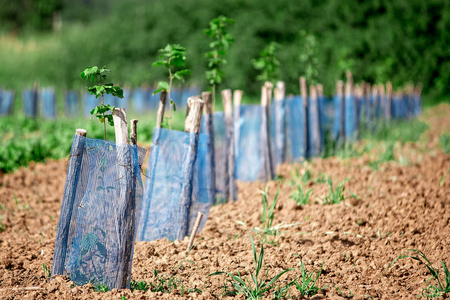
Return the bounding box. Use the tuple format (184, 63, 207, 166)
(156, 91, 167, 128)
(130, 119, 138, 145)
(51, 129, 87, 277)
(309, 85, 321, 156)
(186, 212, 203, 254)
(273, 81, 285, 165)
(386, 82, 392, 121)
(300, 77, 308, 157)
(265, 81, 273, 105)
(181, 97, 204, 239)
(201, 91, 216, 203)
(261, 85, 274, 180)
(337, 80, 345, 144)
(222, 89, 234, 201)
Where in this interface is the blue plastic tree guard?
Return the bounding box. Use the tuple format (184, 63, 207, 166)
(137, 128, 213, 242)
(307, 96, 322, 157)
(0, 90, 14, 115)
(413, 94, 422, 117)
(22, 89, 38, 117)
(270, 99, 286, 168)
(65, 91, 79, 117)
(147, 89, 160, 111)
(52, 135, 146, 289)
(332, 94, 343, 140)
(235, 104, 273, 182)
(344, 94, 357, 140)
(83, 93, 98, 117)
(41, 88, 56, 119)
(211, 112, 229, 202)
(132, 88, 148, 113)
(285, 96, 306, 162)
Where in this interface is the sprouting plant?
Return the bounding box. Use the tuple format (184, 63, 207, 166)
(80, 66, 124, 140)
(290, 180, 313, 206)
(298, 31, 319, 84)
(252, 41, 280, 83)
(204, 15, 234, 106)
(321, 177, 350, 204)
(130, 280, 149, 292)
(209, 234, 293, 299)
(94, 283, 109, 293)
(153, 44, 190, 115)
(259, 185, 279, 236)
(384, 249, 450, 298)
(293, 256, 325, 296)
(43, 263, 51, 279)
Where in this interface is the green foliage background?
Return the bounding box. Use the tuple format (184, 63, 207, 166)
(0, 0, 449, 97)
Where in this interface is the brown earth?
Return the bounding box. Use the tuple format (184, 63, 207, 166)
(0, 104, 449, 299)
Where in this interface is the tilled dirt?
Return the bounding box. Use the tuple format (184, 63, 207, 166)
(0, 104, 449, 299)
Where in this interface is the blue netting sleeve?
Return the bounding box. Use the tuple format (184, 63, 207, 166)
(23, 89, 38, 117)
(270, 99, 286, 168)
(285, 97, 306, 162)
(137, 128, 200, 242)
(83, 93, 97, 117)
(0, 90, 14, 115)
(344, 94, 357, 140)
(54, 136, 146, 289)
(234, 104, 267, 182)
(65, 91, 79, 117)
(41, 88, 56, 119)
(212, 112, 227, 202)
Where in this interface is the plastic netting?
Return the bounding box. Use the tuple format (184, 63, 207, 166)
(52, 136, 146, 289)
(270, 100, 286, 169)
(285, 96, 306, 162)
(344, 94, 357, 140)
(83, 93, 97, 117)
(132, 88, 148, 112)
(137, 128, 213, 242)
(234, 104, 273, 182)
(41, 88, 56, 119)
(23, 89, 38, 117)
(0, 90, 14, 115)
(66, 91, 79, 117)
(307, 97, 322, 157)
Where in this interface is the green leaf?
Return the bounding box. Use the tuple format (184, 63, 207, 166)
(157, 81, 170, 91)
(153, 88, 165, 95)
(170, 99, 176, 111)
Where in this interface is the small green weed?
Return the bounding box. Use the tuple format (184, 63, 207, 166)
(441, 133, 450, 154)
(321, 177, 350, 205)
(43, 263, 51, 279)
(94, 283, 109, 293)
(209, 234, 293, 299)
(290, 180, 313, 206)
(384, 249, 450, 298)
(130, 280, 149, 292)
(293, 256, 325, 296)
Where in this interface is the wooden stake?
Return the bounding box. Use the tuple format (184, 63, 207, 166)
(185, 96, 204, 133)
(233, 90, 243, 169)
(130, 119, 138, 145)
(201, 91, 216, 203)
(156, 91, 167, 128)
(261, 85, 274, 180)
(265, 81, 274, 105)
(186, 212, 203, 254)
(52, 129, 87, 277)
(222, 89, 234, 201)
(113, 108, 129, 144)
(274, 81, 285, 101)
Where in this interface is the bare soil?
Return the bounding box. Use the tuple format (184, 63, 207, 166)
(0, 104, 449, 299)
